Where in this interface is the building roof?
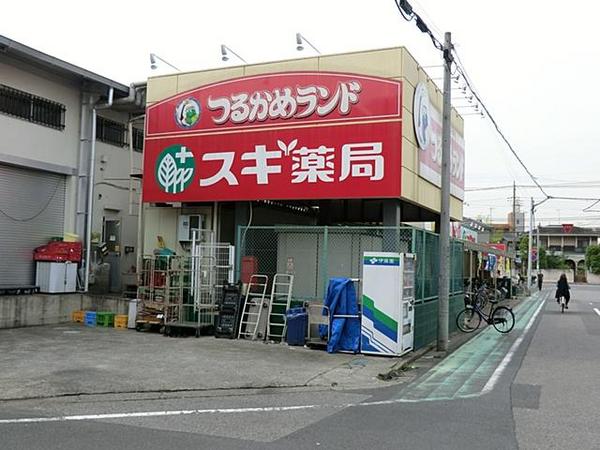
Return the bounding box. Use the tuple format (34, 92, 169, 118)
(538, 225, 600, 236)
(0, 35, 130, 97)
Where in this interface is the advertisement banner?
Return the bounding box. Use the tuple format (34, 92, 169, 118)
(144, 72, 402, 203)
(450, 223, 478, 243)
(413, 82, 465, 200)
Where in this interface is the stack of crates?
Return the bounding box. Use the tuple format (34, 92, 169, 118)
(72, 310, 84, 323)
(96, 312, 115, 327)
(114, 314, 128, 329)
(84, 311, 97, 327)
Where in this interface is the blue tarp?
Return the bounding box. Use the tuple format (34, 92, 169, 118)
(319, 278, 360, 353)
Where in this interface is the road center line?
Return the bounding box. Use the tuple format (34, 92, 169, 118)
(481, 295, 547, 394)
(594, 308, 600, 317)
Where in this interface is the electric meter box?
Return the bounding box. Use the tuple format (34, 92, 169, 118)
(177, 214, 205, 242)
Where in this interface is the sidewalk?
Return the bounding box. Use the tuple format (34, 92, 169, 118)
(0, 293, 539, 402)
(0, 324, 417, 401)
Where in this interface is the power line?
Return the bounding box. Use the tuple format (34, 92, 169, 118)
(392, 0, 549, 200)
(467, 181, 600, 192)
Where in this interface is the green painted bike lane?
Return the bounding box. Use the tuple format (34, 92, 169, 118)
(396, 291, 549, 402)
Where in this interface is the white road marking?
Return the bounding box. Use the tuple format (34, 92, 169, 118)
(0, 297, 552, 426)
(481, 295, 547, 394)
(594, 308, 600, 317)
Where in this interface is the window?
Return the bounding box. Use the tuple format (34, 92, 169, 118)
(0, 84, 66, 130)
(96, 116, 126, 147)
(133, 127, 144, 152)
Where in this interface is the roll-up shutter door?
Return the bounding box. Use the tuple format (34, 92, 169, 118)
(0, 164, 66, 286)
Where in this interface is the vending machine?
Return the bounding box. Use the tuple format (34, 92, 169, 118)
(361, 252, 416, 356)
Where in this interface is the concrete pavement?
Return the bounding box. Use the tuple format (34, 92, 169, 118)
(0, 323, 413, 401)
(3, 286, 597, 449)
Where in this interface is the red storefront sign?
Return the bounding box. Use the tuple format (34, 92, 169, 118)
(143, 72, 402, 202)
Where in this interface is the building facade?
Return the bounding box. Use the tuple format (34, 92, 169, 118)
(537, 225, 600, 277)
(0, 35, 144, 292)
(141, 47, 465, 256)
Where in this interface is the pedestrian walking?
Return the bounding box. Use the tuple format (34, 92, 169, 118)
(537, 272, 544, 291)
(555, 273, 571, 308)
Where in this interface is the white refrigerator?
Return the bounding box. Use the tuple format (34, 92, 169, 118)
(361, 252, 416, 356)
(36, 262, 78, 293)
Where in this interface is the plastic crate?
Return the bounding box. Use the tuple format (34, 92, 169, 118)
(96, 312, 115, 327)
(114, 315, 128, 329)
(72, 310, 84, 323)
(84, 311, 97, 327)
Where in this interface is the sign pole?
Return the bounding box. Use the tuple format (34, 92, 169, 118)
(437, 32, 453, 352)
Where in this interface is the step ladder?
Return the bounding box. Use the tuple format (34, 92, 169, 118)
(237, 275, 269, 340)
(266, 274, 294, 341)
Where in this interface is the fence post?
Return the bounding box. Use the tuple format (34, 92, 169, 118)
(322, 226, 329, 299)
(235, 225, 242, 282)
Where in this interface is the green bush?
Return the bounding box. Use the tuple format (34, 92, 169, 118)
(586, 245, 600, 274)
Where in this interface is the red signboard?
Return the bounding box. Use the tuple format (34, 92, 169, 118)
(562, 223, 574, 233)
(143, 72, 402, 202)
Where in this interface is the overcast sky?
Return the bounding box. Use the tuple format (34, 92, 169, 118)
(2, 0, 599, 226)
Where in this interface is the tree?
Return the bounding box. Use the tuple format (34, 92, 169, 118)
(519, 235, 565, 269)
(586, 245, 600, 274)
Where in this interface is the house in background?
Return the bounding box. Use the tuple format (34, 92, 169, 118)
(537, 224, 600, 281)
(0, 35, 145, 294)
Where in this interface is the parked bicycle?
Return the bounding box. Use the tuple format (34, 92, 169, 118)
(457, 295, 515, 334)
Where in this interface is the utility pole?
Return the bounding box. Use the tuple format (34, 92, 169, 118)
(437, 31, 452, 352)
(527, 197, 534, 292)
(536, 220, 540, 273)
(512, 181, 516, 233)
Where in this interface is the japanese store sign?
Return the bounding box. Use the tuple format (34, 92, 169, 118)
(413, 82, 465, 200)
(144, 72, 402, 202)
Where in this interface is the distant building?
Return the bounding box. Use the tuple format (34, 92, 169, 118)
(537, 224, 600, 278)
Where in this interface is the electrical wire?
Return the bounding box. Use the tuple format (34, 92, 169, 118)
(0, 179, 62, 222)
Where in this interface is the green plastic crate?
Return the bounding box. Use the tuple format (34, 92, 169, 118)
(96, 312, 115, 327)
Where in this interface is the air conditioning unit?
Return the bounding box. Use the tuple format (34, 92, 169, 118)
(177, 214, 205, 242)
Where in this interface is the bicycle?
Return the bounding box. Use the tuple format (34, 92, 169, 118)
(456, 296, 515, 334)
(558, 295, 567, 313)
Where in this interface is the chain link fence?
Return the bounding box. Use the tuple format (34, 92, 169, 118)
(237, 226, 464, 349)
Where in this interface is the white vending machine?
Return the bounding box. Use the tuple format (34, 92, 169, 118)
(361, 252, 416, 356)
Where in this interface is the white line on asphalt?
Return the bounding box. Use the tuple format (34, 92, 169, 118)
(0, 404, 325, 424)
(594, 308, 600, 317)
(481, 295, 547, 395)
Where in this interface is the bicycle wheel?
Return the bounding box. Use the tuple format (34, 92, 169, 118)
(492, 306, 515, 333)
(456, 308, 482, 333)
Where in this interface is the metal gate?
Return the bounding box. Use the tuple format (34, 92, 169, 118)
(0, 164, 65, 285)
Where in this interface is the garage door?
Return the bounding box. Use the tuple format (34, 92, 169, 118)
(0, 164, 66, 286)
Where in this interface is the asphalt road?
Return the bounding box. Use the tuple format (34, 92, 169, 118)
(1, 285, 598, 449)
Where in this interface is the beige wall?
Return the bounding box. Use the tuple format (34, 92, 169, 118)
(143, 204, 213, 255)
(146, 46, 464, 220)
(92, 110, 144, 286)
(0, 61, 81, 169)
(0, 61, 83, 235)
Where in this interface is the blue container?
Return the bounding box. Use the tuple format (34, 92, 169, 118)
(285, 307, 308, 346)
(84, 311, 97, 327)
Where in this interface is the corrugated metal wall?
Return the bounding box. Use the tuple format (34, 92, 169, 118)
(0, 164, 66, 285)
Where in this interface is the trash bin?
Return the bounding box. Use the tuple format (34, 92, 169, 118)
(286, 307, 308, 346)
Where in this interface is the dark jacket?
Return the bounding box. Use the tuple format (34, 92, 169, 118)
(556, 278, 570, 298)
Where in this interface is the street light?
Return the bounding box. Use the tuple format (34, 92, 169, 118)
(149, 53, 180, 71)
(220, 44, 247, 63)
(295, 33, 321, 54)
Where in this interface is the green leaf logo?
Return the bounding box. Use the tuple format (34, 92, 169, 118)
(155, 145, 195, 194)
